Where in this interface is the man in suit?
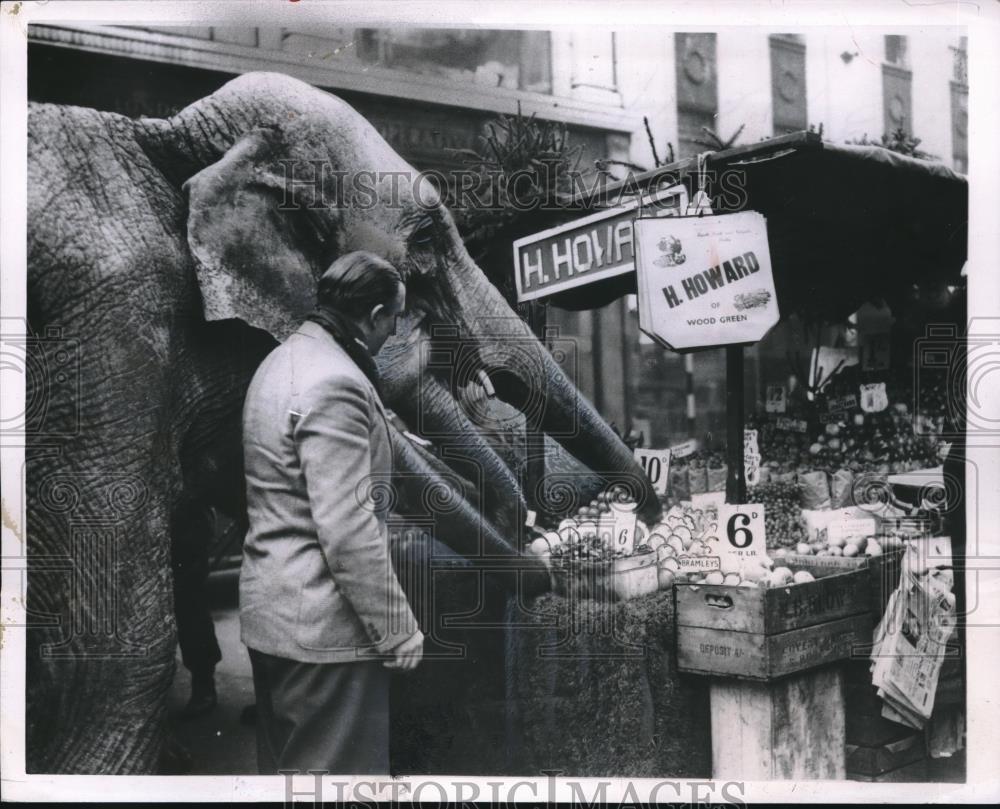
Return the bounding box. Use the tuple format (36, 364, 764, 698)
(240, 251, 423, 775)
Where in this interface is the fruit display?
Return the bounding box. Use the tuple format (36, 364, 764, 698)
(746, 480, 807, 549)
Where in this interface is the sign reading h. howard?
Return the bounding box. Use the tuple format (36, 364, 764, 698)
(512, 186, 687, 302)
(634, 211, 780, 350)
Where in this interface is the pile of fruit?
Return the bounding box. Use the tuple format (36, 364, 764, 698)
(746, 480, 807, 549)
(664, 550, 818, 589)
(528, 486, 642, 563)
(773, 532, 906, 560)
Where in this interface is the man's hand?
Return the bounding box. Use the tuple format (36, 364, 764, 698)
(383, 629, 424, 671)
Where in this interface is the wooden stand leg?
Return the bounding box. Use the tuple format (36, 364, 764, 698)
(710, 665, 846, 780)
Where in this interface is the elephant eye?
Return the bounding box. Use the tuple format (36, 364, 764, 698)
(409, 215, 436, 247)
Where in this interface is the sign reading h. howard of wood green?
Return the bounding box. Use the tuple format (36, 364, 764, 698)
(633, 211, 780, 350)
(512, 186, 687, 302)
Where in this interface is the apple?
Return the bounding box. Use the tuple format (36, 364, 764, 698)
(667, 536, 685, 555)
(723, 573, 741, 586)
(705, 572, 725, 585)
(771, 567, 794, 586)
(795, 542, 813, 556)
(865, 540, 883, 557)
(826, 546, 843, 557)
(719, 555, 742, 576)
(660, 557, 681, 572)
(827, 535, 846, 549)
(792, 570, 815, 584)
(558, 518, 578, 532)
(657, 567, 676, 590)
(738, 580, 758, 588)
(843, 543, 860, 557)
(529, 537, 550, 556)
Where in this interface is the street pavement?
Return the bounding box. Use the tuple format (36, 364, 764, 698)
(165, 568, 257, 775)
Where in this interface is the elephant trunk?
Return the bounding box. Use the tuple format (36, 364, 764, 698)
(439, 252, 662, 525)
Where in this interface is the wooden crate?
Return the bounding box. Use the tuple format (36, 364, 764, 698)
(675, 565, 873, 680)
(782, 550, 903, 620)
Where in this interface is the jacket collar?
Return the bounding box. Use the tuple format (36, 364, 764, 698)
(293, 320, 390, 419)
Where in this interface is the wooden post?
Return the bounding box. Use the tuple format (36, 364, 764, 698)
(725, 345, 746, 504)
(710, 666, 847, 779)
(710, 346, 848, 780)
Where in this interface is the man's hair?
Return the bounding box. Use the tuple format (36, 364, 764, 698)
(317, 251, 403, 319)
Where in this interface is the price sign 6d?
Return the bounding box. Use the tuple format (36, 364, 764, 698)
(717, 503, 766, 569)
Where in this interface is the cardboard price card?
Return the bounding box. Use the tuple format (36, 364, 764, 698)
(597, 505, 639, 555)
(765, 385, 787, 413)
(676, 554, 722, 574)
(669, 438, 700, 458)
(634, 447, 671, 495)
(717, 503, 766, 567)
(634, 211, 780, 350)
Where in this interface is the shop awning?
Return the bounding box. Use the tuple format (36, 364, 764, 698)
(537, 132, 968, 320)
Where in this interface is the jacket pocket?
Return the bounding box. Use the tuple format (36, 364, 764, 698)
(294, 580, 370, 654)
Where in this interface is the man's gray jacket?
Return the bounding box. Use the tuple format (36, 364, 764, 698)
(240, 320, 418, 663)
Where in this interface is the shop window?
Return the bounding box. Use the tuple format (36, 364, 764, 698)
(355, 28, 552, 93)
(882, 48, 912, 137)
(570, 30, 618, 93)
(884, 34, 908, 67)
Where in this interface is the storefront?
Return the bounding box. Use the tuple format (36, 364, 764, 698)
(507, 131, 968, 781)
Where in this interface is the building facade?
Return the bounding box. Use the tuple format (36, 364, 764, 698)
(27, 24, 967, 448)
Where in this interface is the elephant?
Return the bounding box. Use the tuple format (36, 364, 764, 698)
(24, 71, 661, 774)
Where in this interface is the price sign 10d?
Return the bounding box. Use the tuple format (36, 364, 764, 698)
(634, 448, 672, 495)
(717, 503, 766, 569)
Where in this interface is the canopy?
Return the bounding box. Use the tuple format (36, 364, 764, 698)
(538, 132, 968, 320)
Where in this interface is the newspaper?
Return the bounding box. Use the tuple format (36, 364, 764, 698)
(870, 538, 957, 730)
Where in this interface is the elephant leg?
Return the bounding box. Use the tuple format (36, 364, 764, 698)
(169, 500, 220, 718)
(26, 455, 179, 773)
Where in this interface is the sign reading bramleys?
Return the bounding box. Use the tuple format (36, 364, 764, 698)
(512, 185, 688, 302)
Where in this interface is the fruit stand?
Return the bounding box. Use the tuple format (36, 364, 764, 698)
(510, 131, 967, 779)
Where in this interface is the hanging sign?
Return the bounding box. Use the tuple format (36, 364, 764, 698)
(512, 185, 688, 303)
(765, 385, 787, 413)
(634, 447, 672, 495)
(633, 211, 780, 350)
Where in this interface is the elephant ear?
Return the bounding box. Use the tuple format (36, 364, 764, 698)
(184, 127, 337, 341)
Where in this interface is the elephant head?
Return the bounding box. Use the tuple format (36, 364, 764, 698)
(152, 72, 661, 538)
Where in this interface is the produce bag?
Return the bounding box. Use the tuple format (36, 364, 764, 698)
(830, 469, 854, 509)
(687, 465, 708, 495)
(798, 470, 831, 510)
(669, 465, 690, 500)
(706, 463, 727, 492)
